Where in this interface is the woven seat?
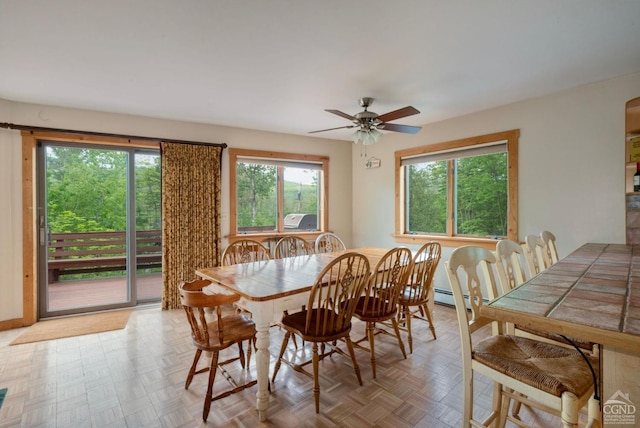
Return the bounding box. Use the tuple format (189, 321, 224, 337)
(494, 238, 599, 421)
(473, 335, 597, 398)
(512, 325, 596, 353)
(446, 245, 600, 428)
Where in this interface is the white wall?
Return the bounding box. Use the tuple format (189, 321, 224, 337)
(2, 72, 638, 320)
(0, 99, 353, 322)
(352, 73, 640, 302)
(0, 127, 24, 321)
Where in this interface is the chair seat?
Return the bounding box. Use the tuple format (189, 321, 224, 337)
(281, 309, 352, 342)
(473, 334, 598, 397)
(515, 324, 596, 351)
(353, 296, 396, 321)
(398, 285, 429, 305)
(195, 314, 255, 350)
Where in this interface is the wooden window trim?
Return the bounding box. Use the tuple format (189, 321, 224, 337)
(228, 148, 329, 240)
(394, 129, 519, 249)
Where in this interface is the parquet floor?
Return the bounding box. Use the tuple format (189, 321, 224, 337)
(0, 305, 562, 427)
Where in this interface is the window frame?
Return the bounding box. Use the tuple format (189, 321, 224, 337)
(228, 148, 329, 242)
(394, 129, 519, 249)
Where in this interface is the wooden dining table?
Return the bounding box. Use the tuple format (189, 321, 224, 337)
(195, 247, 393, 422)
(481, 243, 640, 427)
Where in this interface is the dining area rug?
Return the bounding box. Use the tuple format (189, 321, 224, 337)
(9, 310, 132, 345)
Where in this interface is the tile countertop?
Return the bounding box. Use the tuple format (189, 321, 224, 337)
(483, 243, 640, 354)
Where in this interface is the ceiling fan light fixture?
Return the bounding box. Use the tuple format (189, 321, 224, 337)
(311, 97, 421, 142)
(351, 127, 382, 145)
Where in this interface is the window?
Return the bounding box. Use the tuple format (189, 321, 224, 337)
(229, 148, 329, 237)
(395, 130, 518, 248)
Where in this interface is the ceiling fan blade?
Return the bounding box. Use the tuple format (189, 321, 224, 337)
(308, 125, 355, 134)
(381, 123, 422, 134)
(325, 109, 356, 121)
(376, 106, 420, 123)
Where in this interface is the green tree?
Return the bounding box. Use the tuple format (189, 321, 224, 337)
(407, 160, 447, 233)
(406, 153, 507, 237)
(46, 147, 128, 233)
(456, 153, 507, 236)
(135, 154, 161, 230)
(236, 163, 277, 227)
(46, 147, 162, 234)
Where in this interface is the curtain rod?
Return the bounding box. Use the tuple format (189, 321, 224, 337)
(0, 122, 227, 148)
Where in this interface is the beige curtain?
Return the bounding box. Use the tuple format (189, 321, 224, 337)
(160, 142, 223, 309)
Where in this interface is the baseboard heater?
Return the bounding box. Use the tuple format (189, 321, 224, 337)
(434, 288, 489, 308)
(434, 288, 455, 307)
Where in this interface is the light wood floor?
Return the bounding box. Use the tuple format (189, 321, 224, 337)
(0, 304, 563, 427)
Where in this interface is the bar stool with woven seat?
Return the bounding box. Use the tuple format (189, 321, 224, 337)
(495, 239, 597, 352)
(396, 241, 441, 352)
(495, 239, 600, 420)
(445, 245, 600, 428)
(352, 246, 413, 378)
(271, 252, 371, 413)
(179, 279, 257, 422)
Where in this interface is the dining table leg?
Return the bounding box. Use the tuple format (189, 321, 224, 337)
(251, 305, 272, 422)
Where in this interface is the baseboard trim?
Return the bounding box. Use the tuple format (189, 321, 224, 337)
(0, 317, 27, 332)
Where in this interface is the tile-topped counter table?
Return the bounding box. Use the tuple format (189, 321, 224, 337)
(481, 243, 640, 427)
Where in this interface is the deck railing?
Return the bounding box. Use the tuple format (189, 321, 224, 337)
(47, 230, 162, 283)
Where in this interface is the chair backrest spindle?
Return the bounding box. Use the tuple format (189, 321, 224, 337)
(274, 236, 314, 258)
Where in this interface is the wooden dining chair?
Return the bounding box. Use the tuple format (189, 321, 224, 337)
(222, 239, 271, 266)
(352, 246, 413, 378)
(271, 252, 371, 413)
(396, 241, 441, 352)
(495, 238, 599, 418)
(179, 279, 257, 421)
(445, 246, 600, 428)
(314, 232, 346, 253)
(496, 239, 598, 351)
(273, 235, 314, 258)
(540, 230, 560, 266)
(495, 239, 529, 294)
(522, 234, 549, 277)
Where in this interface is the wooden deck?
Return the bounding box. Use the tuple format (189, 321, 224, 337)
(47, 273, 162, 311)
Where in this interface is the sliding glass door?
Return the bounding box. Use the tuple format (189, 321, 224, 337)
(37, 142, 161, 318)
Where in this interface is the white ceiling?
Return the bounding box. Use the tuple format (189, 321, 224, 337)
(2, 1, 640, 141)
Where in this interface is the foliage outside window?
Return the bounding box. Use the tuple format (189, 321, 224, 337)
(229, 148, 328, 237)
(395, 130, 518, 248)
(45, 146, 161, 233)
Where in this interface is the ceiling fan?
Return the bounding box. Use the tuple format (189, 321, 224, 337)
(309, 97, 422, 145)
